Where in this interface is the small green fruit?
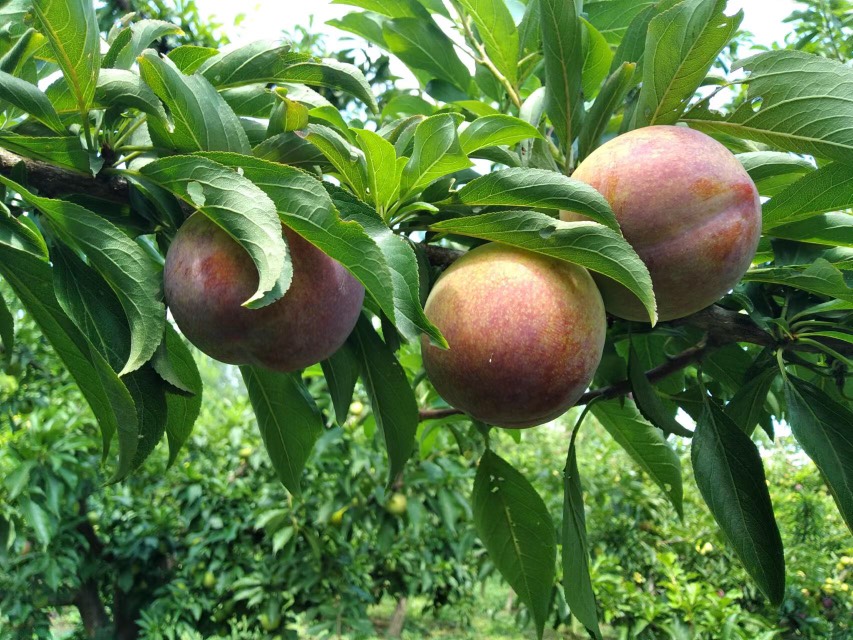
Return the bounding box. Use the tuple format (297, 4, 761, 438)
(386, 492, 407, 516)
(203, 571, 216, 589)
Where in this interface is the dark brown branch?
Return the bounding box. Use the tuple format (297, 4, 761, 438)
(421, 243, 464, 268)
(0, 148, 129, 203)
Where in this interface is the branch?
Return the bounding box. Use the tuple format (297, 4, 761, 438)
(420, 243, 465, 268)
(0, 147, 129, 203)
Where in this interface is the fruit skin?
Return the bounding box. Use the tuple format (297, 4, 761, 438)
(203, 571, 216, 589)
(562, 125, 761, 322)
(164, 214, 364, 371)
(386, 492, 407, 516)
(421, 243, 606, 428)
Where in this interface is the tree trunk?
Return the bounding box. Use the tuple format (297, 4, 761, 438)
(73, 579, 110, 638)
(387, 596, 408, 638)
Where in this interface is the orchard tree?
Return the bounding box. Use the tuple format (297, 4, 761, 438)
(1, 0, 852, 638)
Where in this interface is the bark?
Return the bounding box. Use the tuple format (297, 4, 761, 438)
(387, 596, 408, 638)
(73, 579, 110, 638)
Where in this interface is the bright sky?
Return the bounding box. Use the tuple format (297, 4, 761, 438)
(195, 0, 800, 53)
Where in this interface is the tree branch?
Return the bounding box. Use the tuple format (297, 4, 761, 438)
(0, 148, 129, 203)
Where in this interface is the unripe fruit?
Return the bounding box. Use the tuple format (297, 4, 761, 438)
(421, 244, 606, 428)
(203, 571, 216, 589)
(330, 507, 347, 525)
(164, 214, 364, 371)
(562, 125, 761, 321)
(386, 492, 407, 516)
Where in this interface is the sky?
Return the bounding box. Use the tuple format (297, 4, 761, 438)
(194, 0, 801, 53)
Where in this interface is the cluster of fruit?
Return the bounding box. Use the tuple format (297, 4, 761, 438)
(164, 126, 761, 429)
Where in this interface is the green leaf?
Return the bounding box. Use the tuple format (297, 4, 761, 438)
(785, 376, 853, 535)
(304, 124, 369, 199)
(331, 0, 427, 18)
(105, 19, 183, 69)
(32, 0, 100, 116)
(0, 132, 90, 173)
(762, 163, 853, 231)
(326, 12, 389, 49)
(167, 44, 219, 74)
(473, 450, 556, 640)
(593, 399, 684, 517)
(769, 214, 853, 248)
(277, 57, 378, 114)
(683, 51, 853, 164)
(0, 28, 45, 76)
(727, 365, 777, 437)
(562, 439, 602, 639)
(328, 185, 445, 346)
(432, 211, 656, 323)
(0, 213, 138, 480)
(240, 366, 323, 496)
(450, 168, 620, 231)
(138, 51, 251, 154)
(586, 0, 656, 44)
(578, 62, 636, 161)
(382, 17, 471, 92)
(124, 364, 168, 470)
(742, 259, 853, 303)
(220, 84, 276, 118)
(633, 0, 741, 128)
(691, 402, 785, 604)
(198, 41, 306, 87)
(138, 155, 288, 308)
(736, 152, 815, 198)
(321, 342, 361, 426)
(581, 18, 613, 99)
(628, 343, 693, 439)
(350, 315, 419, 482)
(0, 289, 13, 355)
(0, 176, 165, 376)
(253, 131, 329, 168)
(540, 0, 584, 156)
(19, 498, 51, 546)
(155, 324, 202, 466)
(0, 69, 65, 134)
(94, 69, 170, 126)
(456, 0, 519, 87)
(400, 114, 472, 198)
(194, 152, 398, 338)
(354, 128, 402, 214)
(458, 115, 542, 155)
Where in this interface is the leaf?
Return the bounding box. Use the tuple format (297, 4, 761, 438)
(156, 324, 202, 466)
(332, 0, 427, 18)
(456, 0, 519, 86)
(254, 131, 329, 168)
(633, 0, 741, 128)
(94, 69, 170, 126)
(0, 132, 90, 173)
(0, 28, 45, 76)
(382, 17, 471, 92)
(167, 44, 219, 74)
(195, 152, 399, 338)
(628, 344, 693, 439)
(762, 163, 853, 231)
(581, 18, 613, 99)
(578, 62, 636, 161)
(277, 57, 378, 114)
(0, 69, 65, 134)
(785, 376, 853, 534)
(326, 12, 389, 49)
(683, 51, 853, 164)
(769, 214, 853, 249)
(138, 51, 251, 154)
(349, 315, 419, 482)
(354, 128, 402, 214)
(0, 176, 165, 376)
(321, 342, 361, 426)
(400, 114, 473, 198)
(124, 364, 168, 470)
(138, 155, 288, 308)
(458, 115, 542, 155)
(327, 185, 445, 346)
(0, 214, 138, 480)
(539, 0, 584, 156)
(198, 41, 306, 87)
(240, 366, 323, 496)
(451, 168, 620, 231)
(593, 399, 684, 517)
(106, 19, 183, 69)
(727, 366, 777, 437)
(0, 289, 13, 355)
(586, 0, 656, 44)
(736, 151, 814, 198)
(563, 439, 602, 639)
(742, 259, 853, 303)
(32, 0, 100, 116)
(432, 211, 656, 323)
(303, 124, 369, 199)
(473, 450, 556, 640)
(691, 402, 785, 605)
